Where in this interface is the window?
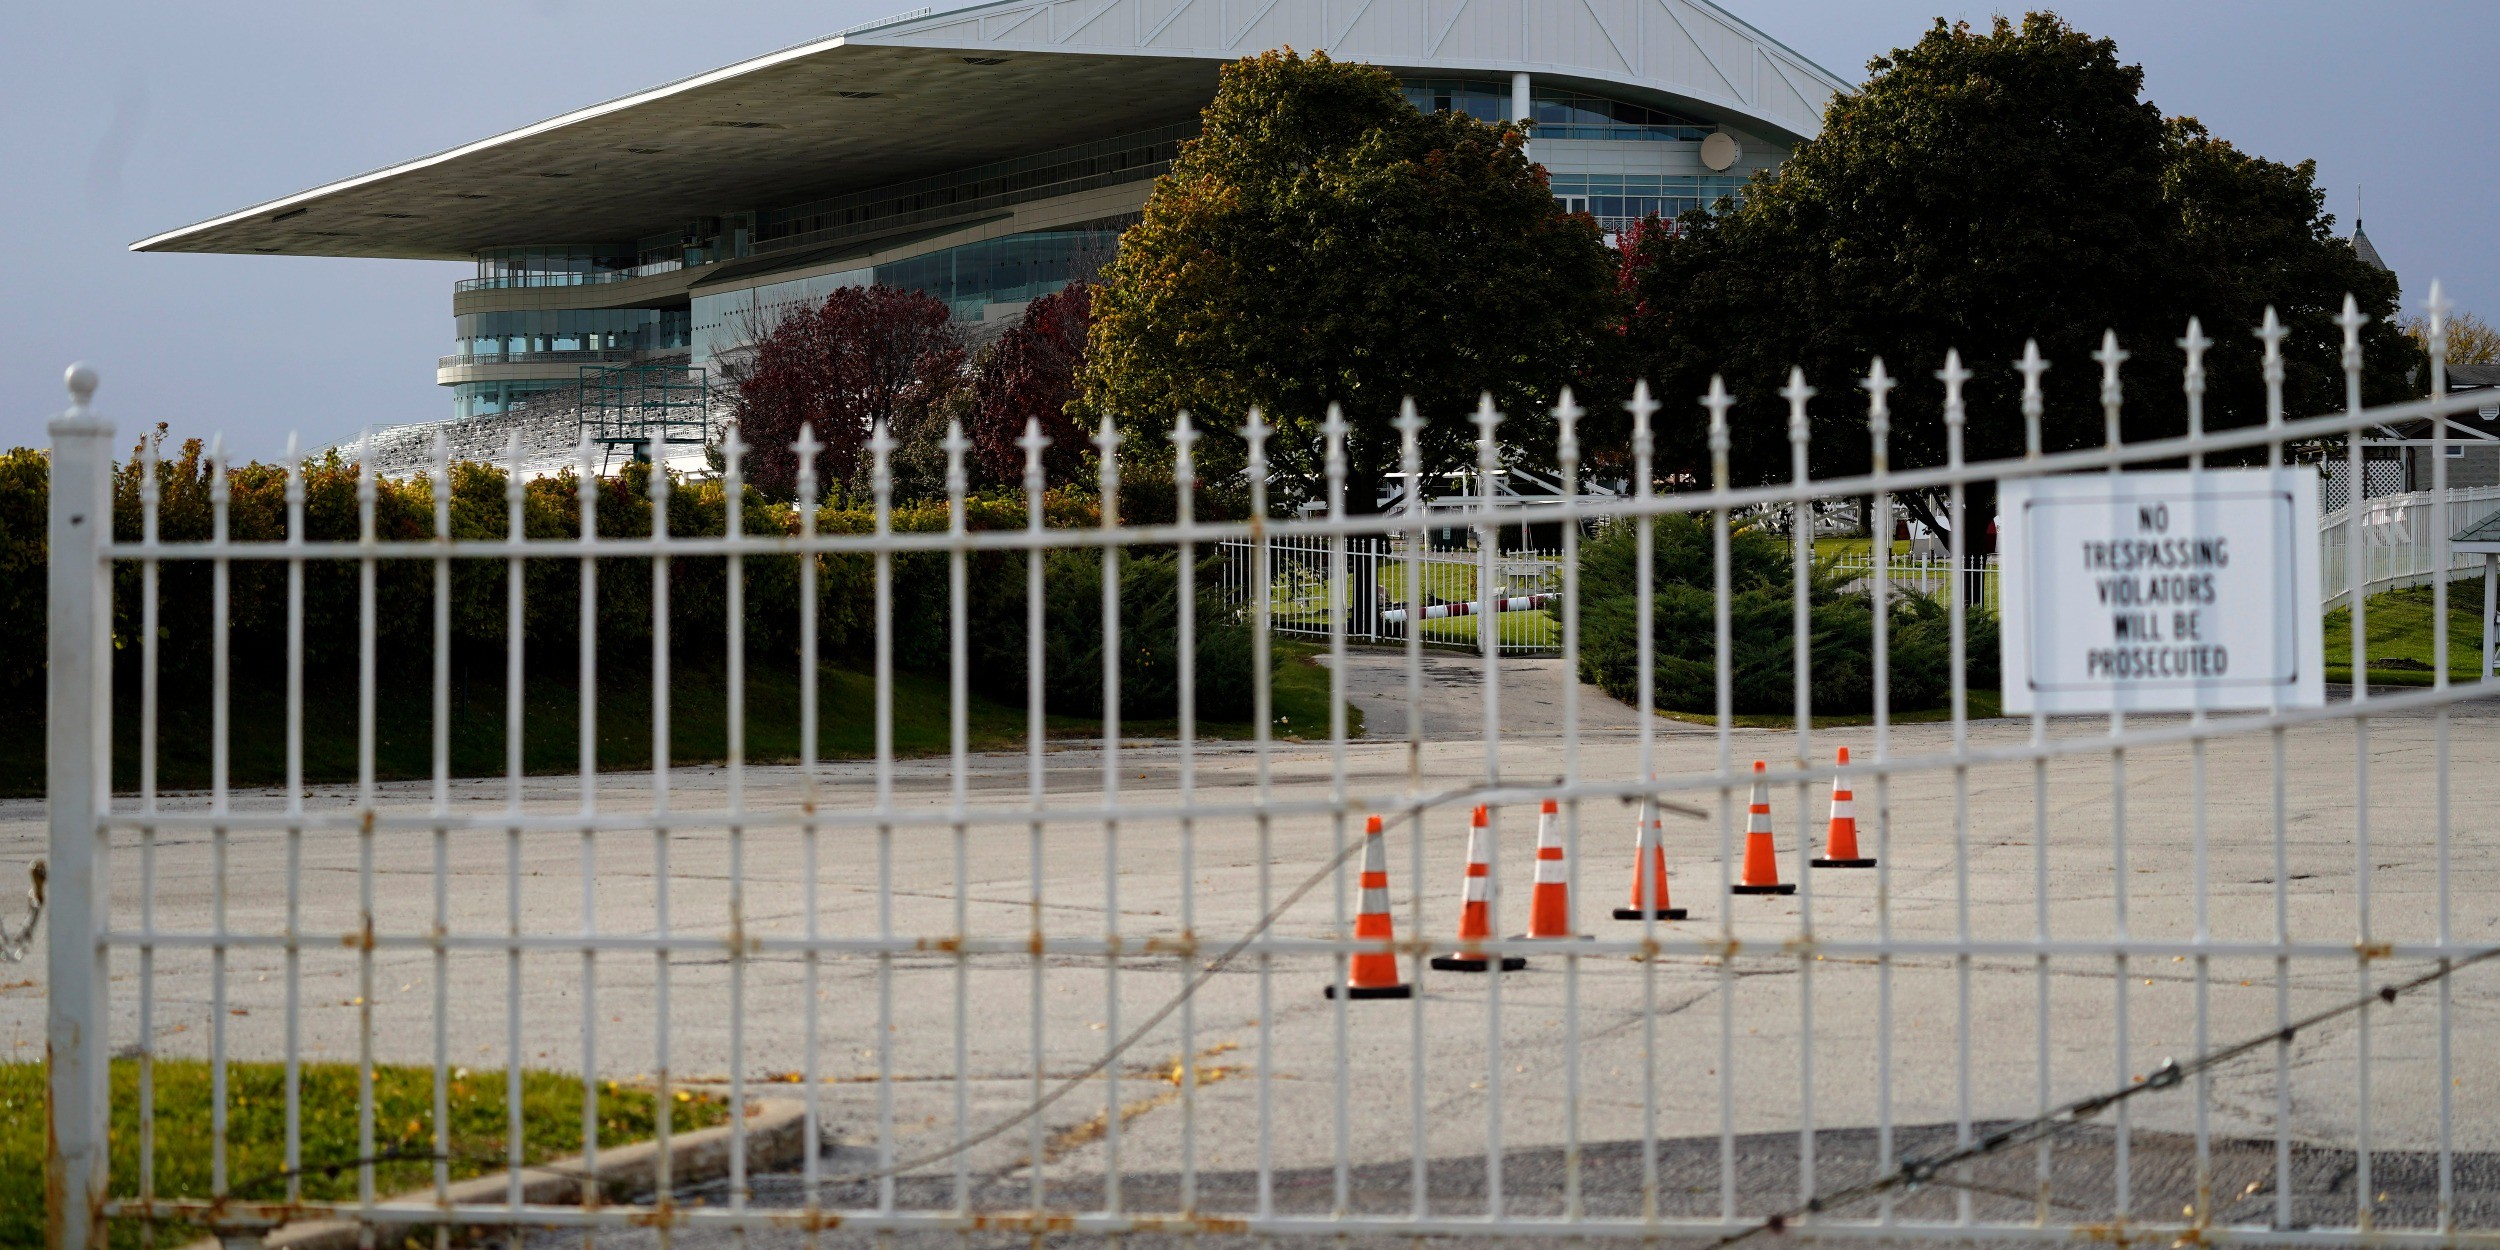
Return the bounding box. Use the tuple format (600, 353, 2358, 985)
(1398, 80, 1714, 141)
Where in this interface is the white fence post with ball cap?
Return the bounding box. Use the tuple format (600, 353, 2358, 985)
(47, 363, 112, 1250)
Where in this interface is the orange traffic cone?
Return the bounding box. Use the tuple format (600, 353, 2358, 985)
(1812, 746, 1875, 868)
(1522, 798, 1586, 939)
(1328, 815, 1413, 999)
(1732, 760, 1796, 896)
(1613, 798, 1686, 921)
(1430, 805, 1525, 972)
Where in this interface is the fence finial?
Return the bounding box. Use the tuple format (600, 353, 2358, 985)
(1863, 358, 1893, 432)
(1322, 402, 1349, 480)
(1093, 413, 1120, 524)
(2336, 293, 2367, 370)
(1629, 380, 1659, 489)
(1168, 411, 1198, 499)
(2015, 341, 2047, 459)
(795, 422, 823, 511)
(1781, 367, 1814, 439)
(1702, 375, 1731, 493)
(1394, 399, 1423, 516)
(942, 417, 969, 507)
(2092, 333, 2126, 453)
(1938, 349, 1970, 472)
(870, 417, 898, 500)
(2178, 317, 2211, 442)
(1552, 387, 1581, 471)
(64, 363, 97, 412)
(2256, 307, 2286, 437)
(2427, 278, 2451, 370)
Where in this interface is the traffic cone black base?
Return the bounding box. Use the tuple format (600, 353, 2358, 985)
(1429, 953, 1527, 973)
(1731, 883, 1796, 896)
(1612, 906, 1688, 920)
(1325, 983, 1414, 1000)
(1812, 857, 1876, 869)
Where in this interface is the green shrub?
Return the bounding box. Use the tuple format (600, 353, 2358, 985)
(1571, 514, 1998, 715)
(0, 438, 1261, 779)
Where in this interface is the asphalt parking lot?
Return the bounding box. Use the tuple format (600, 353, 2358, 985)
(5, 653, 2495, 1234)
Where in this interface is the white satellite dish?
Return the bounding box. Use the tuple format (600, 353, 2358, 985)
(1700, 131, 1741, 172)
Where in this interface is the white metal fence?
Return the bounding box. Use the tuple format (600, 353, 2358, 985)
(1218, 536, 1566, 654)
(2319, 482, 2500, 611)
(1827, 552, 2001, 615)
(37, 302, 2500, 1248)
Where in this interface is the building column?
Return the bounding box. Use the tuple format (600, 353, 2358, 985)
(1512, 72, 1532, 161)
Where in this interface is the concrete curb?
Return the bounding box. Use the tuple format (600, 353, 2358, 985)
(181, 1097, 810, 1250)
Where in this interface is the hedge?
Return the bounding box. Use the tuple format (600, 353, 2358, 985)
(1570, 514, 1999, 716)
(0, 436, 1252, 723)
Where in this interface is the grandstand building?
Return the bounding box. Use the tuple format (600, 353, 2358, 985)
(133, 0, 1844, 441)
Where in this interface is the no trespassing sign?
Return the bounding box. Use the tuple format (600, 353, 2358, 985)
(1999, 468, 2323, 714)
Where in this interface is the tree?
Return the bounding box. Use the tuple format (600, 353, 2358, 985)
(1080, 49, 1619, 513)
(972, 282, 1094, 489)
(730, 284, 965, 500)
(1620, 13, 2410, 542)
(2402, 309, 2500, 366)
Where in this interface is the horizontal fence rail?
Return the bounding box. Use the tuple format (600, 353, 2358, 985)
(36, 300, 2500, 1249)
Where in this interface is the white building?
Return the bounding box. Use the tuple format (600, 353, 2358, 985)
(133, 0, 1845, 431)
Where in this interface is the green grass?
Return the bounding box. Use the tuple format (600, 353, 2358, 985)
(0, 1058, 726, 1249)
(1417, 611, 1555, 648)
(1260, 640, 1362, 740)
(2324, 582, 2493, 686)
(1811, 537, 1913, 559)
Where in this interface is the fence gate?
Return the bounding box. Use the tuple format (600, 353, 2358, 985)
(38, 314, 2500, 1249)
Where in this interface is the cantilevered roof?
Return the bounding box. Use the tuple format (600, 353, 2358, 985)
(132, 0, 1846, 262)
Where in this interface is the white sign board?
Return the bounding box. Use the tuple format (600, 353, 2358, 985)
(1999, 469, 2322, 714)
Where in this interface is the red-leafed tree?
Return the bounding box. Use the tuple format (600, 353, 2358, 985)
(971, 282, 1094, 489)
(732, 284, 965, 500)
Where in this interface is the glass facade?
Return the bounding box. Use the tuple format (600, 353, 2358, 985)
(876, 220, 1128, 319)
(1399, 80, 1713, 141)
(1400, 78, 1513, 124)
(451, 308, 690, 361)
(691, 218, 1132, 362)
(1548, 173, 1744, 223)
(465, 245, 636, 289)
(452, 379, 574, 420)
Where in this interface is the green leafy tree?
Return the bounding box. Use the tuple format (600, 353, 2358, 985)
(1620, 13, 2410, 542)
(1081, 49, 1619, 512)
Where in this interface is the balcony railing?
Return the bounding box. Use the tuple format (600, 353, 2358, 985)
(453, 258, 686, 292)
(437, 347, 689, 370)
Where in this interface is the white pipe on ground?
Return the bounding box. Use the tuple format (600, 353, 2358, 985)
(1381, 592, 1555, 626)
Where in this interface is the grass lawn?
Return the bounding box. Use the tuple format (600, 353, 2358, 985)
(1417, 611, 1556, 649)
(0, 1058, 725, 1249)
(2324, 582, 2493, 686)
(1652, 688, 2005, 729)
(1812, 537, 1913, 560)
(0, 642, 1361, 796)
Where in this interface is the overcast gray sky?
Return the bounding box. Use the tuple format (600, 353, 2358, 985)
(3, 1, 2491, 455)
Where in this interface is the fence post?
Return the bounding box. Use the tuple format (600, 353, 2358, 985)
(48, 364, 113, 1250)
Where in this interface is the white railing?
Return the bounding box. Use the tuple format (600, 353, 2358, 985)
(1827, 550, 2000, 615)
(1219, 536, 1565, 655)
(2319, 482, 2500, 610)
(36, 305, 2500, 1248)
